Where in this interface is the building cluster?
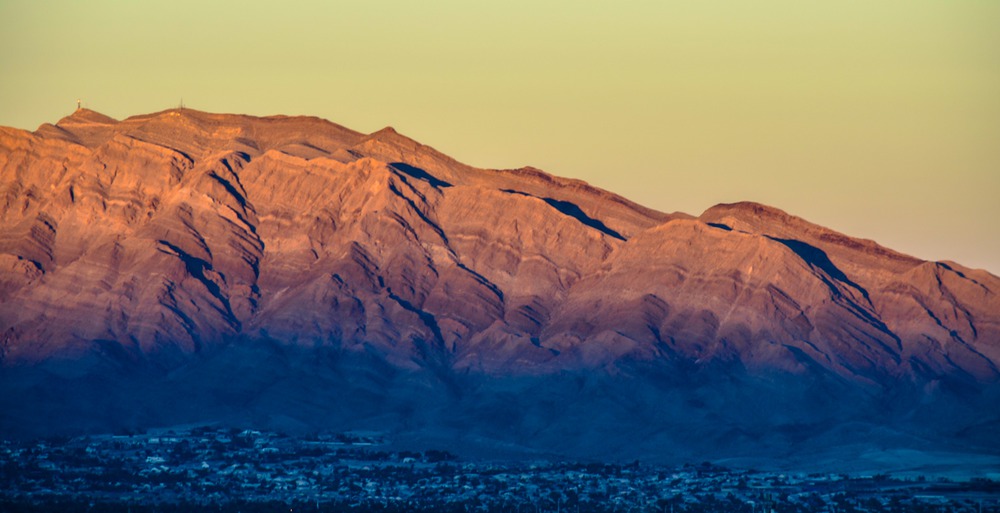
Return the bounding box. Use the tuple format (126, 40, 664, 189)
(1, 428, 998, 512)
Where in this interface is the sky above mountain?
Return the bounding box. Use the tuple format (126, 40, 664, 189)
(1, 0, 997, 273)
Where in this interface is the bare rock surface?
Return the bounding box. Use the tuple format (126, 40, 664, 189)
(1, 109, 997, 465)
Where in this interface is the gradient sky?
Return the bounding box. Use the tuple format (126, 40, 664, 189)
(2, 0, 998, 274)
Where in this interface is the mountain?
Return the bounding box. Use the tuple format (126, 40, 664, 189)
(1, 108, 998, 468)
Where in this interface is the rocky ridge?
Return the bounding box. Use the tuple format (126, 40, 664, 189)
(1, 109, 997, 463)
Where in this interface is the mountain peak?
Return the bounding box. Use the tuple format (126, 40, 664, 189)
(701, 201, 792, 222)
(700, 200, 924, 269)
(364, 125, 414, 146)
(56, 108, 118, 126)
(372, 126, 398, 136)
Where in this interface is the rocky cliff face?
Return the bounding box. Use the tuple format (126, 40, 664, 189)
(1, 109, 998, 464)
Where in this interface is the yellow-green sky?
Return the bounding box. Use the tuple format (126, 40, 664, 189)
(2, 0, 998, 273)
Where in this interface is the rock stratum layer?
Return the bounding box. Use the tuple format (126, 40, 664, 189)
(1, 109, 998, 465)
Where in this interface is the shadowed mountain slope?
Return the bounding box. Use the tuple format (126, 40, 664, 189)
(1, 109, 997, 467)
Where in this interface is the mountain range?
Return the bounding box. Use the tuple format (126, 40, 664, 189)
(1, 108, 998, 470)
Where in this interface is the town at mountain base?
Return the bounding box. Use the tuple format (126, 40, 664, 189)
(1, 109, 997, 468)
